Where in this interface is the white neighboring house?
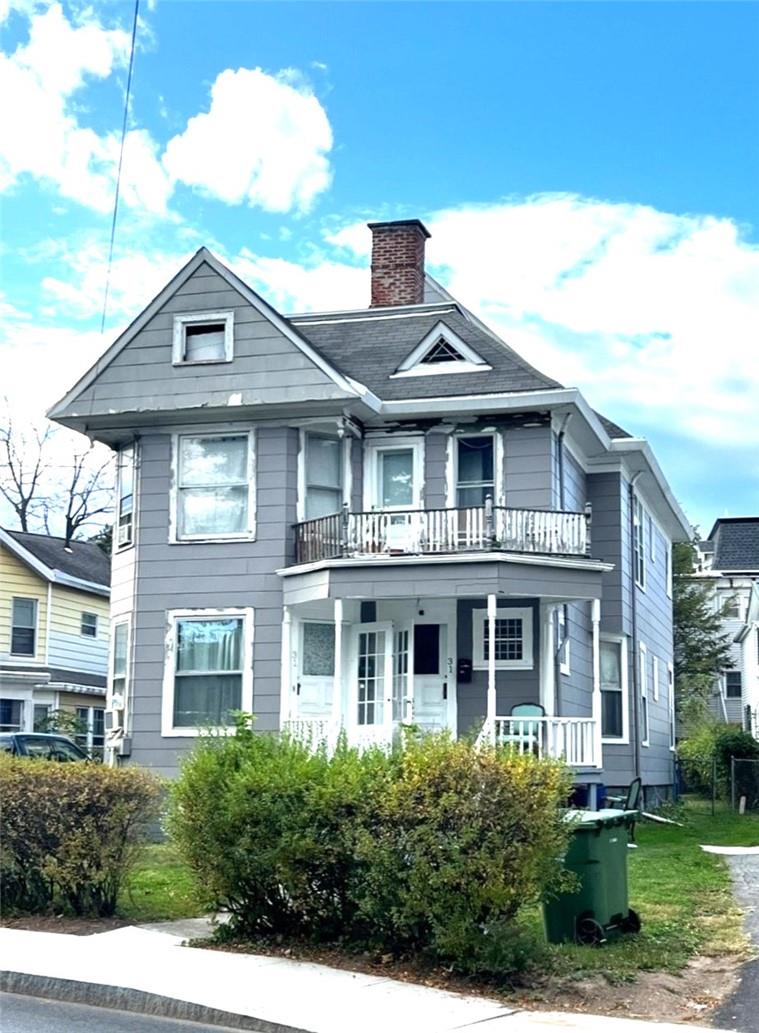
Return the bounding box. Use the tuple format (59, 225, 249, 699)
(695, 517, 759, 735)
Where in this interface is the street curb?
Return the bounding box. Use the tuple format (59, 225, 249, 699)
(0, 970, 313, 1033)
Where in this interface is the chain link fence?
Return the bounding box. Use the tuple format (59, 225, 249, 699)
(731, 757, 759, 812)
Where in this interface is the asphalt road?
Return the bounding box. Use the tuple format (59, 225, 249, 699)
(0, 993, 244, 1032)
(713, 854, 759, 1033)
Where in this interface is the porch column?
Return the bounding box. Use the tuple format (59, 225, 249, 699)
(280, 606, 292, 726)
(332, 598, 344, 733)
(487, 593, 497, 743)
(591, 598, 603, 768)
(539, 603, 555, 715)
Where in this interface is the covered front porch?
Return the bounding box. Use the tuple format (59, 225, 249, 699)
(278, 554, 609, 769)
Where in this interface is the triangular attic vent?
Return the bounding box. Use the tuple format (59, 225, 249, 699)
(422, 337, 466, 364)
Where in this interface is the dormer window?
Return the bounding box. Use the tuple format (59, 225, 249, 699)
(173, 312, 234, 365)
(391, 320, 491, 378)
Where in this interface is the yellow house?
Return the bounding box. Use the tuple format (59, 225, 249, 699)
(0, 528, 110, 754)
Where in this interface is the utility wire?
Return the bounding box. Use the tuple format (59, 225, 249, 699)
(101, 0, 140, 334)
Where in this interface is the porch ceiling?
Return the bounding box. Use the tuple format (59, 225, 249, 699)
(278, 552, 611, 606)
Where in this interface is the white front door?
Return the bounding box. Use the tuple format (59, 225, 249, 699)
(296, 620, 335, 716)
(411, 622, 450, 732)
(352, 622, 393, 747)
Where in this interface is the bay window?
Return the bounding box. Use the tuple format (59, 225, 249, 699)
(175, 432, 254, 540)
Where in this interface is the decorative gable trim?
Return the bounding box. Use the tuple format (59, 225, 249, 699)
(391, 321, 491, 379)
(48, 248, 376, 421)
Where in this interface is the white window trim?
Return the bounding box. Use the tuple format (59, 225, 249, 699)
(392, 321, 491, 378)
(472, 606, 534, 671)
(649, 513, 657, 563)
(297, 429, 351, 522)
(172, 311, 234, 366)
(601, 633, 630, 745)
(652, 654, 660, 702)
(161, 607, 254, 738)
(633, 494, 646, 591)
(447, 430, 503, 508)
(115, 443, 136, 552)
(667, 661, 676, 751)
(170, 430, 256, 543)
(10, 596, 39, 659)
(108, 617, 131, 715)
(640, 641, 649, 747)
(558, 605, 571, 676)
(363, 436, 424, 511)
(80, 612, 98, 638)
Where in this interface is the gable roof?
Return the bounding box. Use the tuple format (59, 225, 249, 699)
(291, 303, 561, 400)
(1, 529, 110, 595)
(706, 517, 759, 572)
(48, 248, 375, 423)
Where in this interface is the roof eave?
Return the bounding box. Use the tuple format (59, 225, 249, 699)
(0, 529, 110, 594)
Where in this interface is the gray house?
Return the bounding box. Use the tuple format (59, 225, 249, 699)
(49, 219, 690, 802)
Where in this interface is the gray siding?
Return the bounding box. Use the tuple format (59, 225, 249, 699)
(68, 264, 350, 417)
(504, 426, 553, 509)
(558, 447, 593, 720)
(424, 432, 448, 509)
(456, 598, 541, 737)
(127, 425, 297, 776)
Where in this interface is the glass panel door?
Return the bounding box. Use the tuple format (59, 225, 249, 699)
(353, 622, 393, 745)
(379, 450, 414, 509)
(393, 628, 410, 722)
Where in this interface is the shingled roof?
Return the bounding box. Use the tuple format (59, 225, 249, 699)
(4, 530, 111, 588)
(707, 518, 759, 572)
(291, 303, 561, 400)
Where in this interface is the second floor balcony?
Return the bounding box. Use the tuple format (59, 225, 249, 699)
(293, 500, 592, 566)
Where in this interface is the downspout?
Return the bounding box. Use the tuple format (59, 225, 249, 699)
(553, 414, 572, 715)
(629, 472, 643, 780)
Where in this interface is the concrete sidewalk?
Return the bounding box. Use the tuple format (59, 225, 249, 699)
(0, 924, 724, 1033)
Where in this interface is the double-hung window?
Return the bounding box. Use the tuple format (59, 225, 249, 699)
(725, 671, 742, 699)
(668, 662, 676, 750)
(473, 606, 533, 670)
(116, 444, 135, 549)
(601, 638, 627, 741)
(175, 433, 253, 540)
(652, 654, 660, 702)
(11, 597, 37, 656)
(633, 495, 645, 589)
(81, 612, 98, 638)
(0, 699, 23, 732)
(640, 643, 649, 746)
(456, 436, 494, 507)
(173, 312, 233, 364)
(110, 621, 129, 708)
(163, 610, 253, 734)
(304, 434, 343, 519)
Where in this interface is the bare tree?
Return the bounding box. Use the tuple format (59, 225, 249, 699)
(0, 403, 114, 543)
(0, 406, 53, 531)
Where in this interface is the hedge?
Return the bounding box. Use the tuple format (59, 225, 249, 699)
(0, 756, 161, 916)
(168, 723, 574, 975)
(679, 722, 759, 796)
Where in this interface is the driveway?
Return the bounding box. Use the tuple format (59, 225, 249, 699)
(713, 854, 759, 1033)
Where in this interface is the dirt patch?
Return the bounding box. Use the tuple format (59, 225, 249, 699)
(197, 937, 743, 1024)
(0, 915, 129, 936)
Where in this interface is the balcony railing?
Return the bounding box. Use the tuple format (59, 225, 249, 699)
(479, 716, 600, 768)
(293, 501, 591, 566)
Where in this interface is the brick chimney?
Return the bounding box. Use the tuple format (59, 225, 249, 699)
(368, 219, 431, 307)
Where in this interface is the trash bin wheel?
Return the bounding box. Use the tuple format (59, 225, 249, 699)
(621, 908, 641, 934)
(575, 916, 607, 946)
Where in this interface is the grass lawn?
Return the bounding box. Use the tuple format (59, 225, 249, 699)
(118, 842, 208, 923)
(532, 796, 759, 983)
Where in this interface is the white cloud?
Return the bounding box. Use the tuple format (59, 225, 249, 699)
(330, 195, 759, 447)
(162, 67, 333, 213)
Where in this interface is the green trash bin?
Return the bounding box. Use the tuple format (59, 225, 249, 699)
(544, 809, 641, 946)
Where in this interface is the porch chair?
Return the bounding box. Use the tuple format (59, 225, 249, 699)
(604, 776, 642, 845)
(506, 703, 546, 756)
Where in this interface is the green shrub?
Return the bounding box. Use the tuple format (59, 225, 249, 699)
(168, 722, 573, 976)
(679, 722, 759, 797)
(0, 756, 161, 916)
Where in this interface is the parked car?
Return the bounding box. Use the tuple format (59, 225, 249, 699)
(0, 732, 89, 761)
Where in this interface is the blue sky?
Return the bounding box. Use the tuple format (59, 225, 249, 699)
(1, 0, 758, 534)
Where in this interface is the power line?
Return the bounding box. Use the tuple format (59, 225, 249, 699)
(100, 0, 140, 335)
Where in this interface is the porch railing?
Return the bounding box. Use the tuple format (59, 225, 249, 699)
(293, 501, 591, 566)
(478, 716, 600, 768)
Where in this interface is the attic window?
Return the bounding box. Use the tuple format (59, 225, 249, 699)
(173, 312, 234, 365)
(421, 337, 466, 364)
(392, 320, 491, 378)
